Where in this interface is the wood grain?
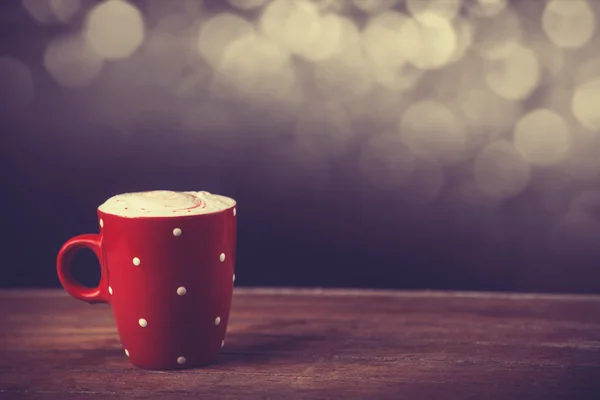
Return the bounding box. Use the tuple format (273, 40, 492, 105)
(1, 288, 599, 399)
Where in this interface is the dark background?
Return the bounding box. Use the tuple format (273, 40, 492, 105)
(2, 0, 600, 293)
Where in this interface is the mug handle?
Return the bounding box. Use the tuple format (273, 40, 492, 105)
(56, 234, 108, 304)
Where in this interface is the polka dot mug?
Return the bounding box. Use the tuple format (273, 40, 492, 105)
(56, 191, 237, 370)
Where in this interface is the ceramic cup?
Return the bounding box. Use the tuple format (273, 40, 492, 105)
(56, 190, 237, 370)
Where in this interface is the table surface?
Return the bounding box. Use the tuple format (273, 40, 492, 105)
(1, 288, 600, 399)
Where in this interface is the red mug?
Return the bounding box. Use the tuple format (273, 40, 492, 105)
(56, 190, 237, 370)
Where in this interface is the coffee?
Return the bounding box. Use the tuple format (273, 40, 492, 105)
(98, 190, 236, 218)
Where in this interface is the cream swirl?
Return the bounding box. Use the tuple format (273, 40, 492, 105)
(98, 190, 236, 217)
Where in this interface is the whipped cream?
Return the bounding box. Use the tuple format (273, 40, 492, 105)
(98, 190, 236, 218)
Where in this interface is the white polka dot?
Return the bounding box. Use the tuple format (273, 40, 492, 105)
(99, 218, 104, 228)
(108, 286, 113, 295)
(177, 286, 187, 296)
(132, 257, 141, 266)
(124, 349, 129, 357)
(221, 340, 225, 348)
(173, 228, 182, 237)
(219, 253, 226, 262)
(177, 356, 186, 365)
(233, 208, 236, 216)
(215, 316, 221, 326)
(138, 318, 147, 327)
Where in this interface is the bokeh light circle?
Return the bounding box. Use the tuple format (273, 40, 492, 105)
(84, 0, 145, 60)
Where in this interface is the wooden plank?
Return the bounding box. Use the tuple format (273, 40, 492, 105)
(0, 289, 599, 399)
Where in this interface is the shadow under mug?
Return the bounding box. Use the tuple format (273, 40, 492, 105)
(56, 200, 237, 370)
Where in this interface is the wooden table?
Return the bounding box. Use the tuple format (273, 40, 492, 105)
(1, 288, 599, 399)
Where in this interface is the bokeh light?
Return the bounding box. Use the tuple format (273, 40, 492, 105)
(457, 84, 523, 138)
(260, 0, 321, 57)
(362, 11, 419, 70)
(213, 31, 295, 103)
(84, 0, 145, 60)
(197, 13, 255, 69)
(5, 0, 600, 222)
(44, 34, 104, 88)
(298, 13, 345, 62)
(399, 100, 466, 164)
(409, 12, 458, 70)
(484, 45, 540, 101)
(513, 109, 571, 166)
(572, 77, 600, 132)
(542, 0, 596, 49)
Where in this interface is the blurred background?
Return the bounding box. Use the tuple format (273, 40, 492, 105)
(1, 0, 599, 293)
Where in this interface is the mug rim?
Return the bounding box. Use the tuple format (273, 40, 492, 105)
(97, 202, 236, 219)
